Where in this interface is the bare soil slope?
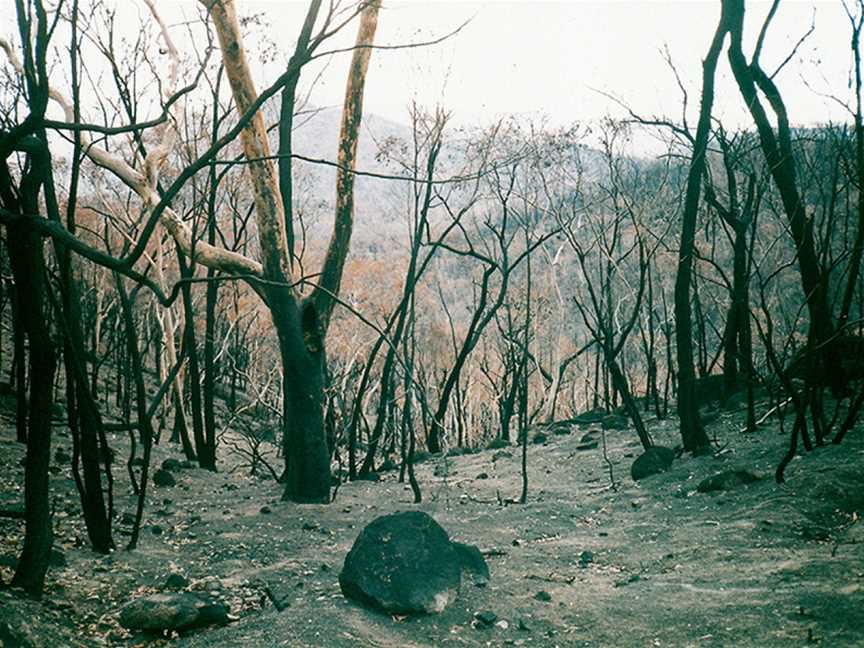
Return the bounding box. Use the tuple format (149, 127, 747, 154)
(1, 407, 863, 647)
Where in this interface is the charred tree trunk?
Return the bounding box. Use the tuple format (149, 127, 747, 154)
(674, 1, 730, 454)
(2, 154, 57, 596)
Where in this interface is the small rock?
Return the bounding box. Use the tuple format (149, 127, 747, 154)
(495, 619, 510, 630)
(164, 573, 189, 590)
(492, 450, 513, 462)
(578, 550, 594, 567)
(572, 408, 607, 425)
(301, 521, 319, 531)
(576, 440, 599, 451)
(532, 432, 548, 445)
(153, 469, 176, 487)
(161, 458, 184, 472)
(118, 593, 228, 632)
(150, 524, 163, 535)
(260, 506, 272, 515)
(534, 590, 552, 602)
(614, 574, 641, 587)
(518, 616, 532, 631)
(601, 414, 629, 430)
(697, 469, 760, 493)
(474, 610, 497, 626)
(475, 472, 489, 480)
(630, 446, 675, 481)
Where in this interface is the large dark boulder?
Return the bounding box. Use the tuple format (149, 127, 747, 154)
(118, 593, 228, 632)
(631, 446, 675, 481)
(340, 511, 468, 614)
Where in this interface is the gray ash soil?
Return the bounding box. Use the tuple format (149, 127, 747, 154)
(1, 405, 863, 647)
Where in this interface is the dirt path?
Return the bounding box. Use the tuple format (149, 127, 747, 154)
(2, 408, 863, 647)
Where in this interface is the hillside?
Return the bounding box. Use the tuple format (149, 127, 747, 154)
(1, 399, 862, 647)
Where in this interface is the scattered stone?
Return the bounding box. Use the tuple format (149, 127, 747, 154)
(474, 610, 498, 627)
(550, 422, 573, 435)
(800, 526, 831, 542)
(578, 550, 594, 568)
(532, 432, 548, 445)
(601, 414, 629, 430)
(534, 590, 552, 602)
(630, 446, 675, 481)
(434, 462, 455, 477)
(339, 511, 463, 614)
(492, 450, 513, 462)
(573, 408, 607, 424)
(152, 469, 176, 488)
(614, 574, 641, 588)
(118, 593, 228, 632)
(164, 573, 189, 590)
(475, 472, 489, 480)
(160, 458, 184, 473)
(260, 506, 272, 515)
(697, 470, 760, 493)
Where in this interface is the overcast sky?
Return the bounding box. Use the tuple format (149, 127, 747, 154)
(271, 0, 855, 133)
(1, 1, 856, 141)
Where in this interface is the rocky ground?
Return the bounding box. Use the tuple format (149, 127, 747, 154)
(1, 397, 863, 647)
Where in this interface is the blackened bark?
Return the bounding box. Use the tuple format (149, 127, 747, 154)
(279, 298, 331, 502)
(724, 0, 835, 356)
(674, 1, 730, 454)
(178, 253, 209, 468)
(3, 162, 56, 596)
